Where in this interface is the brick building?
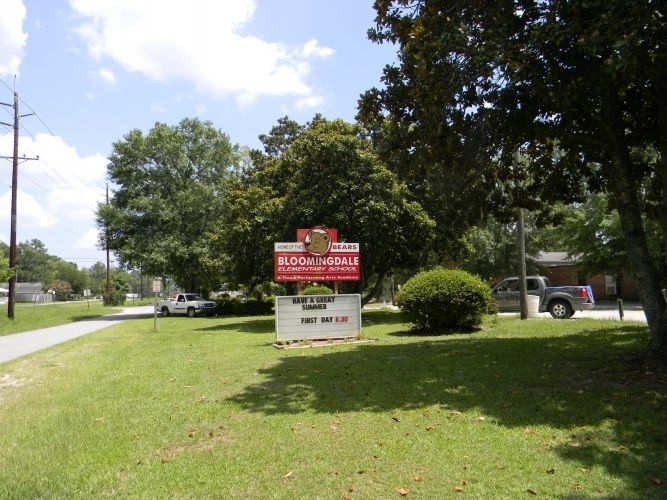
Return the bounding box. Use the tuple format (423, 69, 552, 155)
(535, 252, 639, 301)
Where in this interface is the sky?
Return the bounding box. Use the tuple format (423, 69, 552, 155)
(0, 0, 397, 270)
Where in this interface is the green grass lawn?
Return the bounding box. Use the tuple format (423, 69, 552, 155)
(0, 311, 665, 499)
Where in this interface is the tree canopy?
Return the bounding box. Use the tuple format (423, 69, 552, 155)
(219, 116, 436, 301)
(97, 118, 240, 292)
(359, 0, 667, 358)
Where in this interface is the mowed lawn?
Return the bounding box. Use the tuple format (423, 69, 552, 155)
(0, 310, 665, 499)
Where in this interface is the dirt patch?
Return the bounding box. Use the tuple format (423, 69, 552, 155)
(0, 373, 24, 388)
(272, 338, 376, 349)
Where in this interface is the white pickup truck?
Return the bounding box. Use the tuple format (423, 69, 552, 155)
(157, 293, 217, 317)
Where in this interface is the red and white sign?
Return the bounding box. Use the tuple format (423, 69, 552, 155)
(274, 242, 360, 281)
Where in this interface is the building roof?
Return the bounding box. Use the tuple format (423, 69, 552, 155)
(0, 282, 44, 293)
(535, 252, 578, 267)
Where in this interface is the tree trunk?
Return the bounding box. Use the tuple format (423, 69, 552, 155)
(609, 152, 667, 360)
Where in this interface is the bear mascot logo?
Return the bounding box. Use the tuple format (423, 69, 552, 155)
(304, 228, 332, 255)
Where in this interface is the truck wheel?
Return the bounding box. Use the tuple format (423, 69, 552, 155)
(187, 307, 196, 318)
(548, 299, 572, 319)
(161, 306, 170, 317)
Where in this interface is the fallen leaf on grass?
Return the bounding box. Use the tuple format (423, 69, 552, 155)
(284, 471, 293, 479)
(527, 489, 537, 495)
(652, 479, 663, 485)
(398, 487, 409, 496)
(453, 486, 464, 492)
(414, 476, 422, 482)
(579, 468, 589, 474)
(188, 429, 199, 438)
(425, 425, 434, 431)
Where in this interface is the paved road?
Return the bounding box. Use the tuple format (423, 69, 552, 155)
(503, 302, 647, 322)
(0, 305, 155, 364)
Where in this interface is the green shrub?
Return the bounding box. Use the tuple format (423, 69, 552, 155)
(215, 297, 273, 316)
(396, 268, 491, 332)
(103, 289, 126, 306)
(302, 285, 334, 295)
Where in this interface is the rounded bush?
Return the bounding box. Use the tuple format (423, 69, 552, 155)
(396, 268, 491, 332)
(302, 285, 334, 295)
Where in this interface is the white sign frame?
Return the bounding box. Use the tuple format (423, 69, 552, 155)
(275, 294, 362, 341)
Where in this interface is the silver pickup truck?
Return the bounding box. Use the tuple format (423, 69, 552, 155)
(492, 275, 595, 319)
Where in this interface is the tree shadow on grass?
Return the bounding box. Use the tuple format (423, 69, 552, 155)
(228, 323, 665, 495)
(197, 318, 276, 334)
(196, 310, 407, 336)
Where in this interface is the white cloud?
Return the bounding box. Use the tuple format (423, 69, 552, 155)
(0, 131, 107, 227)
(0, 188, 58, 229)
(96, 67, 116, 85)
(0, 0, 28, 76)
(301, 39, 334, 58)
(73, 226, 100, 250)
(295, 95, 325, 110)
(68, 0, 334, 106)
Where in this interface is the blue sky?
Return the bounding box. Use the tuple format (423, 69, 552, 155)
(0, 0, 396, 269)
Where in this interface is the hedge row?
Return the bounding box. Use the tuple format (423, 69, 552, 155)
(214, 297, 274, 316)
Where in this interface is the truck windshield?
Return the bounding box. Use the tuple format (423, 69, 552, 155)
(184, 294, 201, 301)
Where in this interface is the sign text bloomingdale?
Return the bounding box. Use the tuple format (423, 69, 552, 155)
(274, 228, 362, 342)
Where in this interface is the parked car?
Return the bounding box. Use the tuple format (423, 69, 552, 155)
(492, 275, 595, 319)
(156, 293, 217, 317)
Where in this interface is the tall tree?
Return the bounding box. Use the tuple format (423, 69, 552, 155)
(86, 262, 107, 296)
(47, 260, 89, 295)
(0, 242, 12, 283)
(220, 117, 436, 301)
(16, 239, 53, 283)
(359, 0, 667, 359)
(97, 118, 239, 293)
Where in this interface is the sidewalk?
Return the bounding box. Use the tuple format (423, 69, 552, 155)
(0, 305, 155, 364)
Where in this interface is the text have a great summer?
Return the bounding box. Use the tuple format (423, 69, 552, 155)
(292, 295, 336, 310)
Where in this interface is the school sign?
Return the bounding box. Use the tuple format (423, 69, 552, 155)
(273, 228, 360, 282)
(274, 228, 362, 341)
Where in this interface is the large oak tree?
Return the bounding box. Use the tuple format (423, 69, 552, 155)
(97, 118, 239, 293)
(359, 0, 667, 359)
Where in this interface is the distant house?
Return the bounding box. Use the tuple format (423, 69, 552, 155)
(0, 282, 54, 303)
(534, 252, 638, 301)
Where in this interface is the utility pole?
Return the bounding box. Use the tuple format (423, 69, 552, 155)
(105, 182, 111, 304)
(1, 92, 37, 319)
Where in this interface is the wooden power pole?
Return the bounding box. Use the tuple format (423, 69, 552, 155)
(1, 92, 37, 319)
